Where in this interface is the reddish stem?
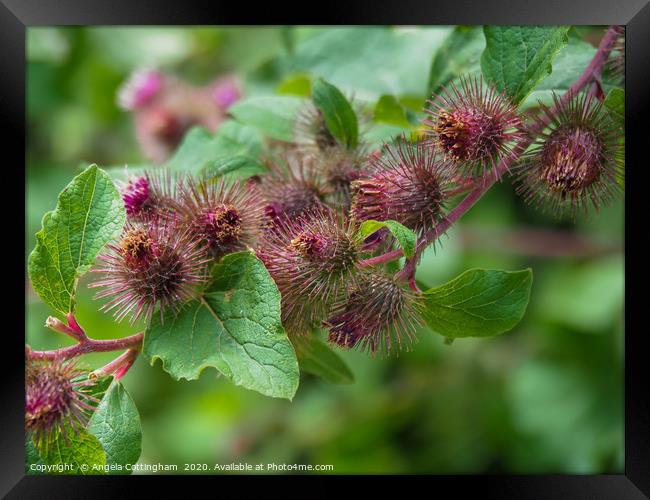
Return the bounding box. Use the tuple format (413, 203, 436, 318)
(27, 332, 144, 361)
(92, 349, 140, 380)
(562, 26, 620, 102)
(65, 313, 88, 340)
(447, 179, 478, 198)
(359, 248, 404, 267)
(45, 313, 88, 342)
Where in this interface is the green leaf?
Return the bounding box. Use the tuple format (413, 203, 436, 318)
(145, 251, 300, 400)
(604, 88, 624, 127)
(421, 268, 533, 338)
(28, 164, 126, 314)
(312, 78, 359, 149)
(428, 26, 485, 94)
(293, 334, 354, 384)
(34, 428, 107, 475)
(228, 95, 305, 142)
(373, 95, 418, 127)
(288, 27, 451, 99)
(165, 127, 214, 173)
(277, 74, 312, 97)
(481, 26, 570, 105)
(87, 381, 142, 472)
(521, 34, 596, 109)
(165, 122, 263, 178)
(358, 220, 416, 258)
(202, 155, 267, 181)
(211, 120, 263, 158)
(25, 435, 45, 474)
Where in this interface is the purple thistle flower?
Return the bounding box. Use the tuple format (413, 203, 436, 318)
(515, 92, 624, 218)
(90, 217, 209, 324)
(351, 138, 455, 237)
(177, 176, 264, 259)
(137, 106, 187, 159)
(260, 153, 328, 226)
(257, 208, 362, 335)
(423, 75, 524, 179)
(132, 78, 228, 164)
(118, 170, 179, 221)
(324, 271, 422, 357)
(122, 176, 149, 216)
(117, 69, 164, 111)
(211, 77, 242, 110)
(25, 359, 100, 450)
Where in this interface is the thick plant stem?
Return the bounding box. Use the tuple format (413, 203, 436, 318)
(365, 25, 621, 282)
(45, 313, 88, 342)
(359, 249, 404, 267)
(396, 162, 511, 282)
(91, 348, 140, 380)
(27, 332, 144, 361)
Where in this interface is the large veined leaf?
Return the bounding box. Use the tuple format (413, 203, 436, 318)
(28, 164, 125, 314)
(481, 26, 570, 105)
(87, 381, 142, 473)
(27, 428, 107, 475)
(165, 123, 263, 177)
(522, 34, 597, 109)
(145, 252, 300, 400)
(228, 95, 305, 142)
(421, 268, 533, 338)
(288, 27, 452, 100)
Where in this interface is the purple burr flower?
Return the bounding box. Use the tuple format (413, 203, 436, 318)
(26, 359, 99, 450)
(257, 208, 362, 335)
(351, 138, 454, 237)
(423, 75, 524, 179)
(515, 92, 624, 218)
(325, 271, 422, 356)
(90, 217, 209, 324)
(118, 69, 164, 111)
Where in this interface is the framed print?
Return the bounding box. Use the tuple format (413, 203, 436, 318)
(2, 0, 648, 497)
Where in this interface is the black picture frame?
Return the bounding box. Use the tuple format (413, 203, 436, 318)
(3, 0, 647, 497)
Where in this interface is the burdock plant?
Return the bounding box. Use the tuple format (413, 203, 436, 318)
(423, 75, 524, 179)
(515, 92, 624, 217)
(90, 217, 209, 324)
(257, 208, 362, 335)
(351, 137, 455, 237)
(25, 358, 99, 450)
(119, 170, 179, 221)
(25, 25, 625, 471)
(260, 153, 328, 225)
(325, 271, 423, 356)
(177, 175, 264, 258)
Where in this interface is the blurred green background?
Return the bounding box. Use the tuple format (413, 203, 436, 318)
(26, 26, 624, 474)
